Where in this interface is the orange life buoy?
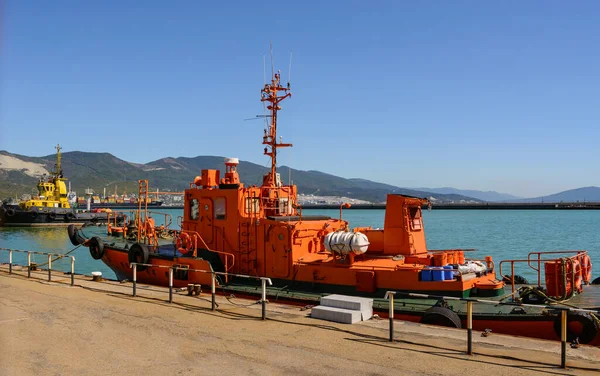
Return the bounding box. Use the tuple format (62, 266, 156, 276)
(572, 259, 583, 293)
(580, 254, 592, 284)
(176, 232, 193, 254)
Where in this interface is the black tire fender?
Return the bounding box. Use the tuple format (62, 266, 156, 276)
(64, 212, 75, 223)
(420, 306, 462, 328)
(553, 311, 599, 344)
(592, 277, 600, 285)
(503, 274, 529, 285)
(128, 243, 150, 271)
(6, 208, 16, 217)
(48, 212, 57, 221)
(67, 224, 86, 246)
(29, 210, 38, 218)
(89, 236, 105, 260)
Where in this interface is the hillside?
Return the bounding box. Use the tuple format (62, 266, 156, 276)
(522, 186, 600, 203)
(0, 150, 479, 203)
(415, 187, 522, 202)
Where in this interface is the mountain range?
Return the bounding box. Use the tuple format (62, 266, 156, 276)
(1, 150, 598, 204)
(0, 151, 476, 203)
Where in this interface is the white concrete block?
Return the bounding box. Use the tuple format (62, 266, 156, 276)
(310, 306, 362, 324)
(320, 294, 373, 320)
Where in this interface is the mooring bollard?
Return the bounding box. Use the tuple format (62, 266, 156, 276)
(561, 309, 567, 369)
(27, 252, 31, 278)
(211, 273, 216, 311)
(168, 267, 174, 303)
(8, 249, 12, 274)
(47, 254, 52, 282)
(261, 278, 267, 320)
(132, 264, 137, 297)
(467, 300, 473, 355)
(70, 257, 75, 286)
(389, 293, 395, 342)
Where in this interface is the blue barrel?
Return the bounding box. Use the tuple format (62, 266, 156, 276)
(432, 268, 444, 281)
(421, 268, 433, 281)
(443, 265, 454, 280)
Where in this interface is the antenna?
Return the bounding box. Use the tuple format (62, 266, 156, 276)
(270, 41, 274, 77)
(288, 50, 293, 86)
(263, 54, 266, 85)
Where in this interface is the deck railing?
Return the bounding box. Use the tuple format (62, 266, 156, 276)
(129, 262, 272, 320)
(0, 248, 75, 286)
(384, 291, 600, 369)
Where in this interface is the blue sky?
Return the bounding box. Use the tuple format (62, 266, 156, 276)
(1, 1, 599, 197)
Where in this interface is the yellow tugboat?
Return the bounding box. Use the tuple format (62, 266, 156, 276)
(0, 145, 123, 227)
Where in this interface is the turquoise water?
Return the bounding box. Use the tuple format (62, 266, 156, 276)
(1, 209, 598, 283)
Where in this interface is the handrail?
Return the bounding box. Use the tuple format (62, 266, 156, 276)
(0, 248, 75, 286)
(384, 290, 599, 369)
(527, 251, 587, 286)
(129, 262, 272, 319)
(180, 229, 235, 281)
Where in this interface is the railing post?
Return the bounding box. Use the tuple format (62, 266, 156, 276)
(27, 252, 31, 278)
(560, 309, 567, 369)
(261, 278, 267, 320)
(47, 254, 52, 282)
(8, 249, 12, 274)
(168, 267, 174, 303)
(70, 257, 75, 286)
(389, 293, 395, 342)
(211, 272, 216, 311)
(467, 300, 473, 355)
(132, 264, 137, 297)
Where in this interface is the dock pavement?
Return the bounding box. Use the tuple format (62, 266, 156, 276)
(1, 265, 599, 376)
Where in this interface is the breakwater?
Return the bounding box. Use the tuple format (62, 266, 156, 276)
(300, 202, 600, 210)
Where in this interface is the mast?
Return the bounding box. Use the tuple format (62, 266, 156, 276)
(261, 71, 292, 187)
(53, 144, 63, 179)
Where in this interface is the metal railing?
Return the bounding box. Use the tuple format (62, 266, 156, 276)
(129, 263, 272, 320)
(0, 248, 75, 286)
(384, 291, 600, 369)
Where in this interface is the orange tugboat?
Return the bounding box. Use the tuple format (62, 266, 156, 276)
(69, 68, 599, 345)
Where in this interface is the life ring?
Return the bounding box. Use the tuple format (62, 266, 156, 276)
(88, 236, 105, 260)
(176, 232, 193, 254)
(572, 259, 583, 293)
(553, 311, 599, 344)
(420, 306, 462, 328)
(580, 254, 592, 284)
(128, 243, 150, 271)
(5, 208, 16, 217)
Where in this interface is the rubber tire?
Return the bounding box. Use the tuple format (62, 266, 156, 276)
(67, 224, 86, 246)
(29, 210, 38, 218)
(89, 236, 105, 260)
(503, 274, 529, 285)
(420, 306, 462, 328)
(6, 208, 16, 217)
(592, 277, 600, 285)
(553, 311, 599, 344)
(128, 243, 150, 271)
(48, 212, 57, 221)
(64, 212, 75, 223)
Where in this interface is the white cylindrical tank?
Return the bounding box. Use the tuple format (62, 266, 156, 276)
(324, 231, 369, 255)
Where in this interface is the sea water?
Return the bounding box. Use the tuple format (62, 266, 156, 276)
(0, 209, 598, 283)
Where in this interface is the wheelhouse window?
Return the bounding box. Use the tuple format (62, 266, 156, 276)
(190, 198, 199, 220)
(245, 196, 260, 215)
(409, 207, 422, 230)
(215, 197, 226, 220)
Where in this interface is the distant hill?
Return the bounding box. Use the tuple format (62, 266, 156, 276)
(415, 187, 522, 202)
(520, 186, 600, 203)
(0, 150, 479, 203)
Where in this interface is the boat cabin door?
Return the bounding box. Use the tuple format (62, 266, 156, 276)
(200, 198, 214, 244)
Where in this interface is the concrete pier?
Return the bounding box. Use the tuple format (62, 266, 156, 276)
(1, 266, 599, 375)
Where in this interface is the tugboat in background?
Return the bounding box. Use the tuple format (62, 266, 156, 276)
(0, 145, 124, 227)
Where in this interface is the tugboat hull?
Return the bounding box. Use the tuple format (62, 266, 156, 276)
(0, 205, 120, 227)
